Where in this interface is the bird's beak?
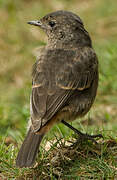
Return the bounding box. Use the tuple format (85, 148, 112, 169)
(27, 20, 42, 27)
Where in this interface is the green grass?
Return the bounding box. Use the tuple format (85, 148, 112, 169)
(0, 0, 117, 179)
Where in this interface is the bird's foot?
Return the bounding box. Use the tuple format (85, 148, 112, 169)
(74, 131, 103, 145)
(61, 120, 103, 145)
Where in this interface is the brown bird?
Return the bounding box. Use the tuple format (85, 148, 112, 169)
(16, 10, 102, 168)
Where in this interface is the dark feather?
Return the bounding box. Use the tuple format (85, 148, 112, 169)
(16, 127, 44, 167)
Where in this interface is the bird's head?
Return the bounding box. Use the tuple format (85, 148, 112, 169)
(28, 10, 91, 48)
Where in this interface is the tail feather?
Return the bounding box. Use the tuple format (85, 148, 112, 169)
(16, 127, 44, 168)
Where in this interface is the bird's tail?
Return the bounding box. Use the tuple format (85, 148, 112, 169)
(16, 127, 44, 168)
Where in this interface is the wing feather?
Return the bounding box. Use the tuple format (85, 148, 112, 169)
(31, 48, 98, 132)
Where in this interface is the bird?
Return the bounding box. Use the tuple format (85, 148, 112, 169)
(16, 10, 102, 168)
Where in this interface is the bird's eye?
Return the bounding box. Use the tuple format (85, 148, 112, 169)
(48, 21, 56, 27)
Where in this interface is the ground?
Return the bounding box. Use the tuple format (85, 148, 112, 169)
(0, 0, 117, 179)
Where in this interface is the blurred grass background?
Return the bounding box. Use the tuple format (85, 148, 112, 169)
(0, 0, 117, 179)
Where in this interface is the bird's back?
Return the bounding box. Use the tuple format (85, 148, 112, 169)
(31, 46, 98, 131)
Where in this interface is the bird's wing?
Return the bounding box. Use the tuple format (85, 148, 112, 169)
(31, 47, 98, 132)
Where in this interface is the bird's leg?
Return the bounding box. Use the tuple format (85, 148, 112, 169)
(61, 120, 103, 144)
